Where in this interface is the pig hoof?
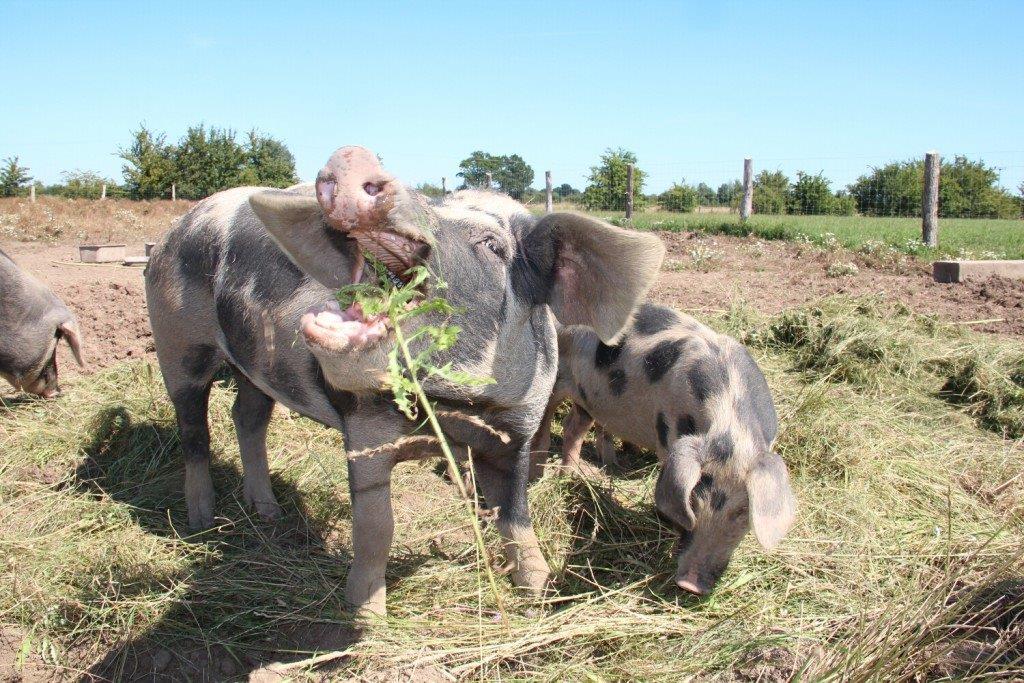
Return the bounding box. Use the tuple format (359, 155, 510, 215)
(352, 599, 387, 622)
(187, 510, 215, 532)
(512, 567, 551, 597)
(245, 490, 282, 521)
(253, 500, 283, 521)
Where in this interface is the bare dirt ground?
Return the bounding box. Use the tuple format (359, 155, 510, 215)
(651, 232, 1024, 335)
(2, 231, 1021, 392)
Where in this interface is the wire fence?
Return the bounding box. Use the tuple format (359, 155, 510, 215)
(438, 150, 1024, 224)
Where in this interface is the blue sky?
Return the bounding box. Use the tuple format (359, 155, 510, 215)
(2, 0, 1022, 194)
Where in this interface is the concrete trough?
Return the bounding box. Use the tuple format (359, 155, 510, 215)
(933, 260, 1024, 283)
(79, 244, 127, 263)
(144, 242, 157, 257)
(123, 256, 149, 267)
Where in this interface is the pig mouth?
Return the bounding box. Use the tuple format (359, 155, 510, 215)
(349, 231, 430, 286)
(300, 300, 390, 354)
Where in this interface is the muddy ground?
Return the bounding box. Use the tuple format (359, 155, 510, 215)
(1, 232, 1021, 393)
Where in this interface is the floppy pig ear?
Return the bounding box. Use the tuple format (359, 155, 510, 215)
(249, 190, 356, 290)
(746, 451, 796, 550)
(528, 213, 665, 343)
(59, 319, 84, 366)
(655, 443, 702, 530)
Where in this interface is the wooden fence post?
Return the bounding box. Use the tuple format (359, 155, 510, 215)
(100, 183, 107, 200)
(625, 163, 634, 219)
(171, 183, 176, 202)
(485, 172, 493, 189)
(545, 171, 553, 213)
(441, 177, 446, 196)
(29, 185, 36, 203)
(740, 158, 753, 221)
(922, 151, 940, 248)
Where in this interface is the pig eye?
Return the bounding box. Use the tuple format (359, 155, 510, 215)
(478, 236, 507, 260)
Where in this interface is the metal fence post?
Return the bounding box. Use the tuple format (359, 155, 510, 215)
(545, 171, 553, 213)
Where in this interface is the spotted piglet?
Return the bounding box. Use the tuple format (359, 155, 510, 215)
(535, 302, 796, 595)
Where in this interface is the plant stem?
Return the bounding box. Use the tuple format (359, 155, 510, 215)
(391, 319, 508, 621)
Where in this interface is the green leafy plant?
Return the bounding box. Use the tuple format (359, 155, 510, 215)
(335, 259, 507, 618)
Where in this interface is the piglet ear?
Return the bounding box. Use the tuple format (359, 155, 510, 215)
(58, 319, 84, 366)
(655, 442, 702, 530)
(746, 451, 796, 550)
(527, 213, 664, 343)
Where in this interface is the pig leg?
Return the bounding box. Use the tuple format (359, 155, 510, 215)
(528, 394, 560, 481)
(474, 447, 551, 596)
(170, 381, 217, 530)
(230, 370, 282, 521)
(343, 414, 400, 618)
(595, 427, 621, 469)
(560, 404, 594, 473)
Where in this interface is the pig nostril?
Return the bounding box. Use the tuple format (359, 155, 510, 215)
(363, 182, 383, 197)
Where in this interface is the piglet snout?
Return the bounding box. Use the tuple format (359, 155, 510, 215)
(676, 571, 710, 596)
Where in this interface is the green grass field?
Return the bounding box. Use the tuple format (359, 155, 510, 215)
(549, 206, 1024, 260)
(2, 297, 1022, 679)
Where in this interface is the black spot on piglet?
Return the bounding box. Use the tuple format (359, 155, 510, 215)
(707, 433, 734, 463)
(644, 339, 683, 383)
(595, 338, 625, 369)
(633, 303, 681, 336)
(676, 414, 696, 437)
(656, 411, 669, 448)
(687, 357, 727, 401)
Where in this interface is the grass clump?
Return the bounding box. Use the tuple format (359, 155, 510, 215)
(749, 297, 934, 387)
(939, 351, 1024, 438)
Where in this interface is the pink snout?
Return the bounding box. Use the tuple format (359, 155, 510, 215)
(314, 146, 395, 232)
(675, 571, 711, 596)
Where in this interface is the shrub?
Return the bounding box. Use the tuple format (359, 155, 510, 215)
(753, 170, 789, 214)
(849, 156, 1018, 218)
(659, 183, 699, 212)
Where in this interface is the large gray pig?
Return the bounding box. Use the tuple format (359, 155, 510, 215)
(0, 249, 84, 397)
(145, 146, 664, 616)
(534, 303, 795, 596)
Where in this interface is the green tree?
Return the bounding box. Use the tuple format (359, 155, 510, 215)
(581, 148, 645, 211)
(119, 125, 176, 199)
(173, 125, 248, 199)
(659, 182, 699, 212)
(717, 180, 743, 205)
(788, 171, 835, 215)
(939, 156, 1018, 219)
(0, 156, 33, 197)
(554, 182, 579, 200)
(831, 191, 856, 216)
(849, 156, 1017, 218)
(237, 131, 299, 188)
(456, 151, 535, 198)
(753, 170, 789, 214)
(695, 182, 716, 206)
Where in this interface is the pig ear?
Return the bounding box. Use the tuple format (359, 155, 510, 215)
(248, 190, 354, 290)
(746, 452, 796, 550)
(58, 319, 84, 366)
(528, 213, 665, 343)
(655, 442, 701, 530)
